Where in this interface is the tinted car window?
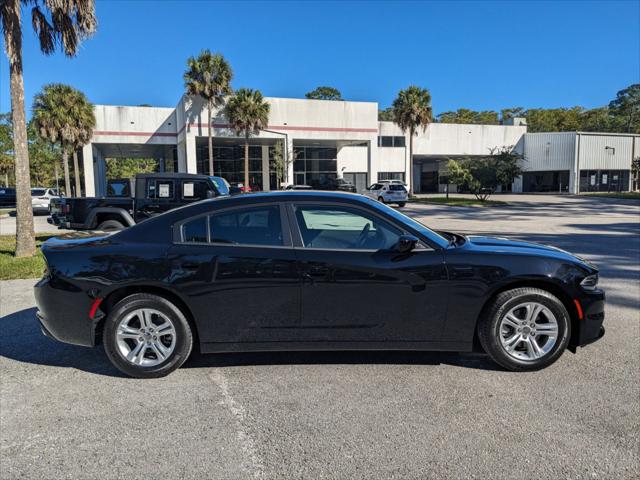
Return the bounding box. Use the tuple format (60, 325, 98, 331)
(389, 184, 406, 191)
(107, 180, 130, 197)
(182, 216, 208, 243)
(209, 205, 283, 246)
(31, 189, 46, 196)
(147, 180, 174, 199)
(182, 181, 210, 199)
(209, 176, 230, 196)
(294, 205, 401, 250)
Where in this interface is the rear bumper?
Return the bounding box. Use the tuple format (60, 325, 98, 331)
(48, 214, 85, 230)
(34, 277, 101, 347)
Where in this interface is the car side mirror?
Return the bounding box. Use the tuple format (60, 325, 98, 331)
(206, 190, 215, 199)
(395, 234, 419, 253)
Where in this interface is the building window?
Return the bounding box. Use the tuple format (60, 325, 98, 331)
(292, 146, 338, 187)
(393, 136, 405, 147)
(378, 172, 406, 182)
(378, 136, 406, 147)
(196, 144, 268, 190)
(378, 136, 393, 147)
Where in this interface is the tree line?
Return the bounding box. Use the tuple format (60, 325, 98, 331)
(378, 84, 639, 134)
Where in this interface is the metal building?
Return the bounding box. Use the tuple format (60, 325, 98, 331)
(515, 132, 638, 194)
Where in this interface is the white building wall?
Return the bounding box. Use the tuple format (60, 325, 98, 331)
(578, 134, 634, 170)
(338, 146, 368, 173)
(523, 133, 575, 171)
(413, 123, 527, 155)
(93, 105, 177, 145)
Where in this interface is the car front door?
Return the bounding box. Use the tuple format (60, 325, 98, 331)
(365, 184, 380, 200)
(167, 202, 301, 346)
(288, 201, 449, 344)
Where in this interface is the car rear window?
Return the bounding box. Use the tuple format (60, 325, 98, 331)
(31, 189, 46, 196)
(388, 185, 406, 191)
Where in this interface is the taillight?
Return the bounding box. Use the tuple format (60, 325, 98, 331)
(64, 204, 70, 214)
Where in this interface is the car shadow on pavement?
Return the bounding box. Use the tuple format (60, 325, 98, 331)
(183, 349, 503, 371)
(0, 307, 125, 377)
(0, 307, 504, 376)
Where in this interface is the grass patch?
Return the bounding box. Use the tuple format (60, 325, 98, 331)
(581, 192, 640, 200)
(0, 208, 15, 216)
(0, 234, 54, 280)
(410, 196, 507, 207)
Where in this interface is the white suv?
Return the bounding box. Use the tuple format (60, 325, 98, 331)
(364, 182, 408, 207)
(31, 188, 60, 213)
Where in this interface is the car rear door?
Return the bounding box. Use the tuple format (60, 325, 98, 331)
(287, 201, 449, 343)
(167, 202, 301, 346)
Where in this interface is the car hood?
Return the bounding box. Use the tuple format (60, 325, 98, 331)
(464, 235, 597, 270)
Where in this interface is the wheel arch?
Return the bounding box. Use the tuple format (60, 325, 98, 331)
(87, 208, 135, 229)
(472, 279, 580, 352)
(95, 285, 200, 350)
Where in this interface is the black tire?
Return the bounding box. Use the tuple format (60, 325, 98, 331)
(103, 293, 193, 378)
(378, 196, 387, 204)
(97, 219, 125, 231)
(397, 202, 406, 207)
(477, 287, 571, 371)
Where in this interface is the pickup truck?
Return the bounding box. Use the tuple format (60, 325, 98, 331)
(49, 173, 230, 231)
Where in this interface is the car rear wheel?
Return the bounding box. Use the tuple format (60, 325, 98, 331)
(103, 293, 193, 378)
(397, 202, 406, 207)
(378, 196, 386, 204)
(477, 287, 570, 371)
(97, 219, 125, 231)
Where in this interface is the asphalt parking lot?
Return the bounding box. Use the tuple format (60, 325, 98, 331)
(1, 195, 639, 479)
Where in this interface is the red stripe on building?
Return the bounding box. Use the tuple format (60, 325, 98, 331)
(94, 123, 378, 138)
(93, 131, 177, 137)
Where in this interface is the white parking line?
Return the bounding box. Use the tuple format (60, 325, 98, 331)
(208, 370, 265, 479)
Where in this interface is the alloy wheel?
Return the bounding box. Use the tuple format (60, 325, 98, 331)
(498, 302, 559, 361)
(115, 308, 177, 367)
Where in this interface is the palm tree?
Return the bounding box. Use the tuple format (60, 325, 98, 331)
(184, 50, 233, 176)
(0, 0, 96, 257)
(32, 84, 96, 197)
(224, 89, 270, 190)
(392, 86, 432, 195)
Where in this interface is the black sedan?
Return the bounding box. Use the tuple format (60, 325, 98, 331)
(34, 191, 605, 378)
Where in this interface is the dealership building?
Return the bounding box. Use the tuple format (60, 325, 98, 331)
(78, 95, 638, 196)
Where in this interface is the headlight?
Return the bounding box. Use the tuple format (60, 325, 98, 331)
(580, 274, 598, 291)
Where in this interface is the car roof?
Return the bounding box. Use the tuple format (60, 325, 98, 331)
(135, 173, 213, 180)
(213, 190, 363, 202)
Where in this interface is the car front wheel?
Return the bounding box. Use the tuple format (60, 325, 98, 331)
(477, 287, 570, 371)
(103, 293, 193, 378)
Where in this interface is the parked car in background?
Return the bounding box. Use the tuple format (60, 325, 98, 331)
(364, 182, 408, 207)
(284, 184, 313, 190)
(379, 179, 407, 186)
(49, 173, 229, 231)
(31, 188, 60, 213)
(229, 182, 253, 193)
(35, 191, 605, 378)
(309, 177, 357, 193)
(0, 187, 16, 207)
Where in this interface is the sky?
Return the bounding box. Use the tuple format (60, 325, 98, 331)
(0, 0, 639, 117)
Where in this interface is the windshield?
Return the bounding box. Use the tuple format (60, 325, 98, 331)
(31, 189, 46, 196)
(373, 201, 449, 248)
(210, 176, 230, 195)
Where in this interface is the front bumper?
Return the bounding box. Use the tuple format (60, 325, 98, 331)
(571, 289, 606, 349)
(34, 277, 102, 347)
